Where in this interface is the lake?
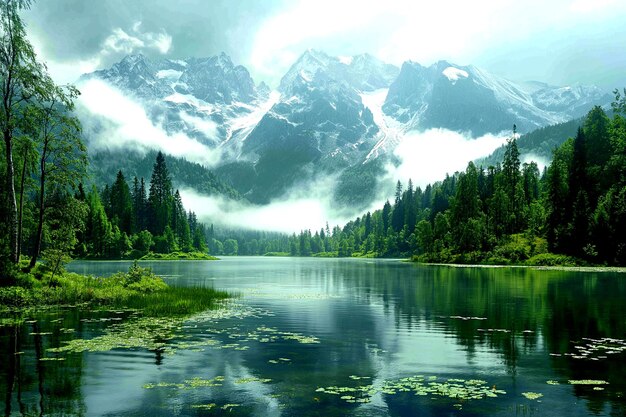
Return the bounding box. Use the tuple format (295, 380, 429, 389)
(1, 257, 625, 416)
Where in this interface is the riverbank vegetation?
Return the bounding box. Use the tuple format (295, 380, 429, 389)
(0, 261, 228, 315)
(0, 1, 218, 283)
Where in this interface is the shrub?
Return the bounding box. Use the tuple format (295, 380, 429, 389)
(0, 287, 34, 307)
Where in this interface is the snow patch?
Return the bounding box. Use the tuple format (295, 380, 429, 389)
(360, 89, 405, 161)
(155, 69, 182, 80)
(164, 92, 213, 112)
(442, 66, 469, 82)
(338, 55, 353, 65)
(299, 69, 312, 83)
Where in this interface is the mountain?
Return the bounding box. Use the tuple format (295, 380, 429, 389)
(80, 53, 273, 156)
(383, 61, 611, 136)
(78, 51, 611, 213)
(231, 49, 395, 204)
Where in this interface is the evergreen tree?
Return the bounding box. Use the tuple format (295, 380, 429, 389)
(147, 151, 173, 236)
(109, 170, 133, 234)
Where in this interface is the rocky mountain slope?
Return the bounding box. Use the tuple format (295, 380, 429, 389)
(78, 50, 611, 209)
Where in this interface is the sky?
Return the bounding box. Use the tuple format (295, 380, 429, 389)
(17, 0, 626, 232)
(24, 0, 626, 90)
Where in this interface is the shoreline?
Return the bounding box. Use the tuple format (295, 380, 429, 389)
(416, 262, 626, 273)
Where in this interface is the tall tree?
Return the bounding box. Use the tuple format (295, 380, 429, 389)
(27, 84, 85, 270)
(147, 151, 173, 236)
(0, 0, 45, 263)
(109, 170, 132, 234)
(14, 134, 35, 258)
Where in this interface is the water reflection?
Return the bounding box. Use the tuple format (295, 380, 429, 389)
(0, 259, 625, 416)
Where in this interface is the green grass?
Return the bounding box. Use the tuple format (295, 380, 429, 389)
(0, 262, 228, 316)
(263, 252, 290, 257)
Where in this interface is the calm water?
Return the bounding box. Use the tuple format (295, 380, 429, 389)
(1, 258, 626, 416)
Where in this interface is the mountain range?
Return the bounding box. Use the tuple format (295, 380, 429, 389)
(78, 49, 611, 211)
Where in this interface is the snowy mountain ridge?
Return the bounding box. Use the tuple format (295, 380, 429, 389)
(78, 50, 612, 207)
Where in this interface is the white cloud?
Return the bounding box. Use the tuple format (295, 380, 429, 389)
(249, 0, 626, 86)
(179, 111, 219, 142)
(388, 128, 508, 188)
(570, 0, 618, 13)
(180, 190, 330, 233)
(77, 79, 222, 166)
(101, 21, 172, 56)
(29, 21, 172, 84)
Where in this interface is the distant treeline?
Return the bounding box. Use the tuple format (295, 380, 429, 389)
(222, 98, 626, 265)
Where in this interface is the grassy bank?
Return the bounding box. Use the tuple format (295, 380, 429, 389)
(0, 262, 228, 316)
(80, 251, 219, 261)
(138, 251, 219, 261)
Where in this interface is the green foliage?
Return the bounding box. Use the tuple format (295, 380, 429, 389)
(138, 251, 218, 261)
(0, 286, 33, 307)
(0, 263, 228, 315)
(525, 253, 581, 267)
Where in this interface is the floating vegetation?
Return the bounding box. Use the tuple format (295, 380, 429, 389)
(568, 380, 609, 385)
(593, 387, 605, 391)
(522, 392, 543, 400)
(46, 302, 306, 356)
(224, 325, 320, 345)
(222, 403, 240, 411)
(546, 380, 560, 385)
(48, 316, 183, 354)
(316, 375, 505, 406)
(477, 328, 512, 334)
(235, 377, 272, 384)
(558, 337, 626, 361)
(143, 382, 186, 389)
(144, 376, 225, 390)
(447, 315, 487, 321)
(191, 403, 216, 410)
(39, 357, 66, 361)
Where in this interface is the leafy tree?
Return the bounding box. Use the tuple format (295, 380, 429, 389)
(41, 193, 87, 280)
(26, 84, 85, 269)
(133, 229, 153, 253)
(1, 0, 48, 263)
(224, 238, 238, 256)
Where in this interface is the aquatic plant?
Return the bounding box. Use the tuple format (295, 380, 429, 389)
(316, 375, 505, 406)
(521, 392, 543, 400)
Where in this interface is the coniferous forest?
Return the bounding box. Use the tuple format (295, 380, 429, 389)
(224, 103, 626, 266)
(1, 0, 626, 273)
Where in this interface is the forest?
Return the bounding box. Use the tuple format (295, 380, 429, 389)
(223, 103, 626, 266)
(2, 0, 626, 275)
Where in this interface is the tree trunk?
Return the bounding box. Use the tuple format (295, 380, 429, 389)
(17, 146, 28, 262)
(28, 166, 45, 271)
(4, 131, 19, 264)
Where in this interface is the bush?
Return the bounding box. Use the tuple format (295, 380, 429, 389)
(0, 287, 34, 307)
(526, 253, 581, 266)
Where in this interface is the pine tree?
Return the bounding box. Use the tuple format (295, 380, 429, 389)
(147, 152, 173, 235)
(109, 170, 133, 234)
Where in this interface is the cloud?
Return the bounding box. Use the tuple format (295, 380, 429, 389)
(102, 21, 172, 55)
(388, 128, 508, 188)
(29, 20, 172, 84)
(521, 153, 550, 172)
(77, 79, 222, 166)
(570, 0, 618, 13)
(179, 169, 377, 233)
